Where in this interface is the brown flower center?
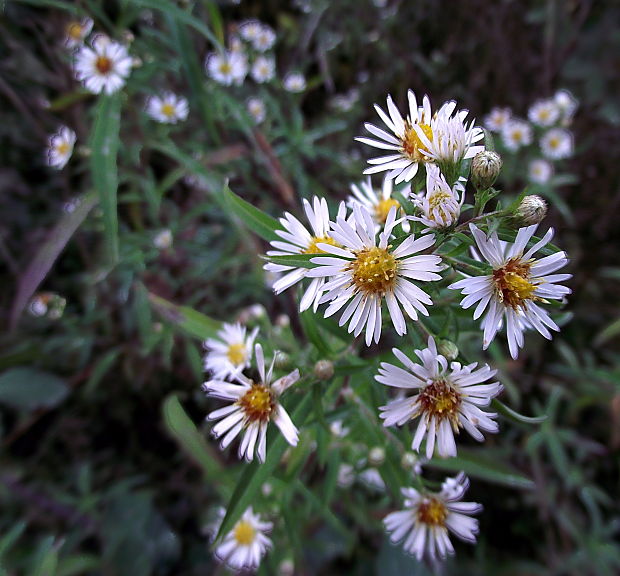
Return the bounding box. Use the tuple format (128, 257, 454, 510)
(492, 258, 537, 309)
(417, 497, 447, 526)
(238, 383, 275, 423)
(95, 56, 112, 75)
(418, 378, 462, 430)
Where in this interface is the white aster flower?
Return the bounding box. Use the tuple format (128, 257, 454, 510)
(146, 92, 189, 124)
(528, 158, 554, 184)
(554, 89, 578, 124)
(500, 119, 532, 151)
(306, 204, 443, 346)
(251, 55, 276, 83)
(527, 99, 560, 127)
(540, 128, 573, 160)
(378, 337, 501, 458)
(384, 473, 481, 561)
(213, 507, 273, 572)
(356, 90, 460, 184)
(203, 344, 299, 462)
(265, 196, 344, 312)
(153, 229, 173, 250)
(410, 164, 465, 230)
(246, 97, 266, 124)
(74, 35, 132, 95)
(203, 322, 259, 379)
(449, 223, 572, 359)
(239, 19, 262, 43)
(65, 17, 93, 48)
(205, 50, 248, 86)
(483, 107, 512, 132)
(47, 126, 76, 170)
(283, 71, 306, 93)
(348, 176, 410, 228)
(253, 25, 276, 52)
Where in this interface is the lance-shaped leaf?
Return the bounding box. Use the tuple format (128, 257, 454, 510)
(492, 398, 547, 425)
(148, 292, 220, 341)
(224, 185, 280, 242)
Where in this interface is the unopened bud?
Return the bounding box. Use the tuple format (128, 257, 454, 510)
(274, 351, 290, 369)
(278, 559, 295, 576)
(471, 151, 502, 190)
(513, 195, 548, 226)
(313, 359, 334, 381)
(368, 446, 385, 466)
(437, 339, 459, 361)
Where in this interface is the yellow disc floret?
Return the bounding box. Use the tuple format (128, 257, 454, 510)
(417, 378, 462, 431)
(238, 383, 274, 423)
(417, 497, 448, 526)
(374, 198, 400, 224)
(302, 235, 339, 255)
(95, 56, 112, 75)
(67, 22, 83, 40)
(161, 103, 176, 118)
(348, 246, 398, 295)
(226, 343, 246, 366)
(402, 122, 433, 162)
(492, 258, 538, 309)
(233, 520, 256, 545)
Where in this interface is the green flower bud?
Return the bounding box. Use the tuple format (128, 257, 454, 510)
(513, 195, 548, 226)
(471, 151, 502, 190)
(313, 359, 334, 381)
(437, 339, 459, 361)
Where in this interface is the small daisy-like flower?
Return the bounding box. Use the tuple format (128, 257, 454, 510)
(146, 92, 189, 124)
(264, 197, 344, 312)
(47, 126, 76, 170)
(306, 204, 443, 346)
(204, 322, 259, 380)
(527, 99, 560, 127)
(378, 337, 501, 458)
(239, 20, 262, 43)
(348, 176, 409, 227)
(65, 17, 93, 48)
(554, 89, 578, 124)
(540, 128, 573, 160)
(74, 35, 132, 95)
(449, 223, 572, 358)
(205, 50, 248, 86)
(483, 107, 512, 132)
(203, 344, 299, 462)
(153, 229, 173, 250)
(384, 473, 481, 561)
(251, 55, 276, 83)
(253, 25, 276, 52)
(213, 507, 273, 572)
(283, 72, 306, 93)
(528, 158, 554, 184)
(500, 119, 532, 151)
(246, 97, 266, 124)
(410, 164, 465, 230)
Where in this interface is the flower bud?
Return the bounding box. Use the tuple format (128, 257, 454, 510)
(513, 195, 548, 226)
(274, 351, 290, 369)
(471, 150, 502, 190)
(437, 339, 459, 361)
(368, 446, 385, 466)
(313, 359, 334, 381)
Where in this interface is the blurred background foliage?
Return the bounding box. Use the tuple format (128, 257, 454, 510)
(0, 0, 619, 574)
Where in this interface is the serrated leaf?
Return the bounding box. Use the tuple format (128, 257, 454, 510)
(148, 292, 220, 341)
(0, 368, 69, 411)
(426, 449, 535, 489)
(224, 186, 280, 242)
(215, 394, 313, 540)
(492, 398, 547, 424)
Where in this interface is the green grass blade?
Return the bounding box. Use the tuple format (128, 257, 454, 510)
(224, 185, 280, 242)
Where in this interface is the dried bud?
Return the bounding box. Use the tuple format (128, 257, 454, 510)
(368, 446, 385, 466)
(513, 195, 548, 226)
(313, 359, 334, 381)
(437, 339, 459, 361)
(471, 150, 502, 190)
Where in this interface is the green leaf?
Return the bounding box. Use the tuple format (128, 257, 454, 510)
(215, 394, 313, 540)
(90, 94, 121, 263)
(426, 449, 535, 489)
(265, 254, 319, 269)
(31, 536, 59, 576)
(224, 185, 280, 242)
(492, 398, 547, 424)
(148, 292, 221, 341)
(0, 521, 27, 558)
(299, 310, 332, 356)
(162, 395, 225, 485)
(0, 368, 69, 411)
(57, 555, 101, 576)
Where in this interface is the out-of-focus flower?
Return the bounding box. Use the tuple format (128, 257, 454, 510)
(449, 223, 572, 359)
(378, 337, 501, 458)
(65, 17, 93, 48)
(153, 229, 173, 250)
(384, 473, 481, 561)
(411, 164, 464, 230)
(74, 35, 132, 94)
(203, 344, 300, 462)
(528, 158, 554, 184)
(554, 89, 578, 124)
(251, 55, 276, 83)
(348, 176, 409, 227)
(146, 92, 189, 124)
(337, 463, 355, 488)
(540, 128, 573, 160)
(47, 126, 76, 170)
(29, 293, 67, 320)
(253, 24, 276, 52)
(239, 20, 263, 43)
(501, 119, 532, 151)
(283, 71, 306, 93)
(246, 97, 266, 123)
(528, 99, 560, 127)
(203, 322, 259, 380)
(483, 107, 512, 132)
(205, 50, 248, 86)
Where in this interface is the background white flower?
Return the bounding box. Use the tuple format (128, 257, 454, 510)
(540, 128, 573, 160)
(347, 176, 410, 228)
(74, 35, 132, 94)
(47, 126, 76, 169)
(528, 158, 554, 184)
(206, 50, 248, 86)
(146, 92, 189, 124)
(283, 72, 306, 93)
(203, 322, 259, 379)
(528, 99, 560, 127)
(484, 107, 512, 132)
(65, 17, 93, 48)
(501, 119, 532, 151)
(246, 97, 266, 124)
(251, 55, 276, 83)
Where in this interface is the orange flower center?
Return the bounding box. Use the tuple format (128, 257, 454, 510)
(95, 56, 112, 75)
(402, 122, 433, 162)
(238, 383, 274, 423)
(417, 497, 447, 526)
(492, 258, 538, 309)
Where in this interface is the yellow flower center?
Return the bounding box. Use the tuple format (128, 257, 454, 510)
(95, 56, 112, 75)
(428, 190, 452, 211)
(417, 378, 462, 431)
(226, 343, 246, 366)
(548, 137, 560, 149)
(539, 109, 550, 121)
(374, 198, 400, 224)
(219, 61, 232, 75)
(233, 520, 256, 545)
(492, 258, 538, 309)
(238, 383, 274, 423)
(161, 103, 176, 117)
(417, 497, 447, 526)
(67, 22, 83, 40)
(56, 141, 70, 155)
(402, 122, 433, 162)
(348, 245, 398, 295)
(512, 130, 523, 142)
(302, 235, 339, 255)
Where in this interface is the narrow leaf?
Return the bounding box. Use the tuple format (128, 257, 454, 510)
(492, 398, 547, 424)
(224, 185, 280, 242)
(265, 254, 319, 269)
(0, 368, 69, 412)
